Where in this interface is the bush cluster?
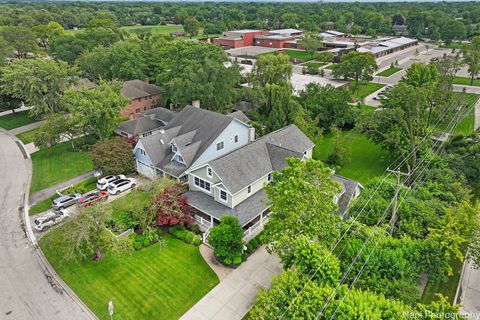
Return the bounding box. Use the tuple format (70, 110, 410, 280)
(245, 232, 263, 255)
(169, 225, 202, 246)
(131, 232, 158, 250)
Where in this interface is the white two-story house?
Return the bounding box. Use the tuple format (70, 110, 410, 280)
(133, 105, 253, 180)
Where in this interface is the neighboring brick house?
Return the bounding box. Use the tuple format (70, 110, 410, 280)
(121, 80, 165, 119)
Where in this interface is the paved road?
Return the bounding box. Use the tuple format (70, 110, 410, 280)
(0, 130, 92, 320)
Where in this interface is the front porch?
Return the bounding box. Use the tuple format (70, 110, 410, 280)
(184, 189, 270, 242)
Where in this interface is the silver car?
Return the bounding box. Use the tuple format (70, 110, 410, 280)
(52, 193, 82, 211)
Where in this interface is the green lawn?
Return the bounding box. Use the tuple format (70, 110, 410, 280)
(349, 81, 385, 100)
(325, 64, 336, 70)
(121, 24, 184, 34)
(0, 111, 37, 130)
(40, 231, 219, 320)
(453, 76, 480, 87)
(30, 138, 94, 193)
(29, 177, 98, 215)
(16, 128, 39, 144)
(422, 257, 464, 304)
(434, 93, 479, 135)
(283, 49, 314, 61)
(377, 67, 402, 77)
(313, 130, 392, 184)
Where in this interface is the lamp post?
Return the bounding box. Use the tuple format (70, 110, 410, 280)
(108, 301, 114, 320)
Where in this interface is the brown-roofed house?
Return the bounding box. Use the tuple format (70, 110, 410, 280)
(121, 80, 165, 119)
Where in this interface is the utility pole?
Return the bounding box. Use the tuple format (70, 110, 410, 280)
(387, 167, 410, 234)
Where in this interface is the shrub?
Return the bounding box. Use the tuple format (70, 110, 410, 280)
(186, 223, 201, 234)
(208, 216, 244, 266)
(130, 232, 158, 250)
(168, 225, 201, 246)
(150, 183, 194, 227)
(90, 137, 135, 175)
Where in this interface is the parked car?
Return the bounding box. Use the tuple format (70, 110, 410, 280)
(96, 175, 126, 190)
(77, 191, 109, 207)
(52, 193, 82, 211)
(108, 178, 137, 195)
(33, 211, 67, 231)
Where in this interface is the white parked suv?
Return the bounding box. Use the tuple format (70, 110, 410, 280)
(33, 211, 67, 231)
(96, 175, 126, 190)
(107, 178, 137, 195)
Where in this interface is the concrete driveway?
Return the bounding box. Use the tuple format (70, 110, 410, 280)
(180, 246, 282, 320)
(0, 129, 94, 320)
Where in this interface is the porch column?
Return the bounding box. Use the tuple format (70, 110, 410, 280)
(210, 215, 213, 227)
(260, 212, 264, 226)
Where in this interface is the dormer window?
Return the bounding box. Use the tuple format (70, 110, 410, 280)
(172, 145, 177, 152)
(234, 135, 239, 143)
(207, 167, 213, 178)
(216, 141, 224, 151)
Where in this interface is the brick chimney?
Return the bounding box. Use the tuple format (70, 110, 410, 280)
(192, 100, 200, 108)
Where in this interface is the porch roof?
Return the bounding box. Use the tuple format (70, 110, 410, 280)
(183, 189, 270, 227)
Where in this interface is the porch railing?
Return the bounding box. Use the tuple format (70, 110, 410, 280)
(243, 216, 268, 241)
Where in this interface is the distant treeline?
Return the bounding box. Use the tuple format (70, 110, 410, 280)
(0, 1, 479, 41)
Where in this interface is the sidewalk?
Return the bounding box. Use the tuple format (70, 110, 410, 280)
(460, 260, 480, 318)
(29, 171, 95, 205)
(180, 246, 282, 320)
(9, 120, 44, 135)
(199, 244, 232, 281)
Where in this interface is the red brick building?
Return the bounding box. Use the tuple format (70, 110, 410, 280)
(121, 80, 165, 119)
(213, 29, 269, 49)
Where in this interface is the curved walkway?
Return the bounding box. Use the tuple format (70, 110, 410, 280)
(0, 130, 94, 320)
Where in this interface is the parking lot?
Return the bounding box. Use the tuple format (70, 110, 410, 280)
(30, 175, 148, 238)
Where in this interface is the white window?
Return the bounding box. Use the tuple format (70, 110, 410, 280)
(139, 149, 146, 156)
(268, 173, 272, 182)
(216, 141, 224, 151)
(194, 177, 211, 192)
(234, 135, 239, 143)
(220, 190, 227, 201)
(143, 132, 152, 137)
(247, 185, 251, 194)
(207, 167, 213, 178)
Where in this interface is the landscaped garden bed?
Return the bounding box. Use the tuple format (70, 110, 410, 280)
(377, 67, 402, 77)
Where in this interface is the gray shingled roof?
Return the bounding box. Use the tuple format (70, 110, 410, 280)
(118, 117, 164, 136)
(138, 106, 244, 178)
(209, 124, 314, 194)
(121, 80, 165, 99)
(332, 174, 364, 215)
(228, 110, 250, 124)
(185, 189, 269, 226)
(143, 107, 176, 123)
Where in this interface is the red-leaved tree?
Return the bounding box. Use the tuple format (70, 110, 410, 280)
(150, 183, 194, 227)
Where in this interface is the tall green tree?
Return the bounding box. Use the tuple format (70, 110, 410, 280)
(297, 83, 353, 130)
(461, 36, 480, 86)
(0, 26, 39, 58)
(357, 83, 430, 178)
(0, 36, 13, 65)
(0, 58, 78, 115)
(90, 137, 135, 175)
(33, 21, 65, 50)
(34, 112, 82, 149)
(183, 16, 201, 37)
(263, 83, 295, 132)
(63, 81, 129, 141)
(0, 92, 22, 114)
(253, 53, 292, 88)
(263, 158, 342, 250)
(299, 33, 323, 58)
(332, 51, 377, 90)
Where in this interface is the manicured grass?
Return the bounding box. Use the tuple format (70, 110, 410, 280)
(121, 24, 184, 34)
(349, 81, 385, 100)
(39, 231, 219, 320)
(422, 257, 464, 304)
(0, 111, 37, 130)
(29, 177, 98, 215)
(313, 130, 392, 184)
(325, 64, 336, 70)
(434, 93, 479, 135)
(16, 128, 39, 144)
(283, 49, 314, 61)
(30, 137, 95, 193)
(377, 67, 402, 77)
(453, 76, 480, 87)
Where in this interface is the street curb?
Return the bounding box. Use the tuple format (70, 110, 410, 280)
(2, 129, 98, 320)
